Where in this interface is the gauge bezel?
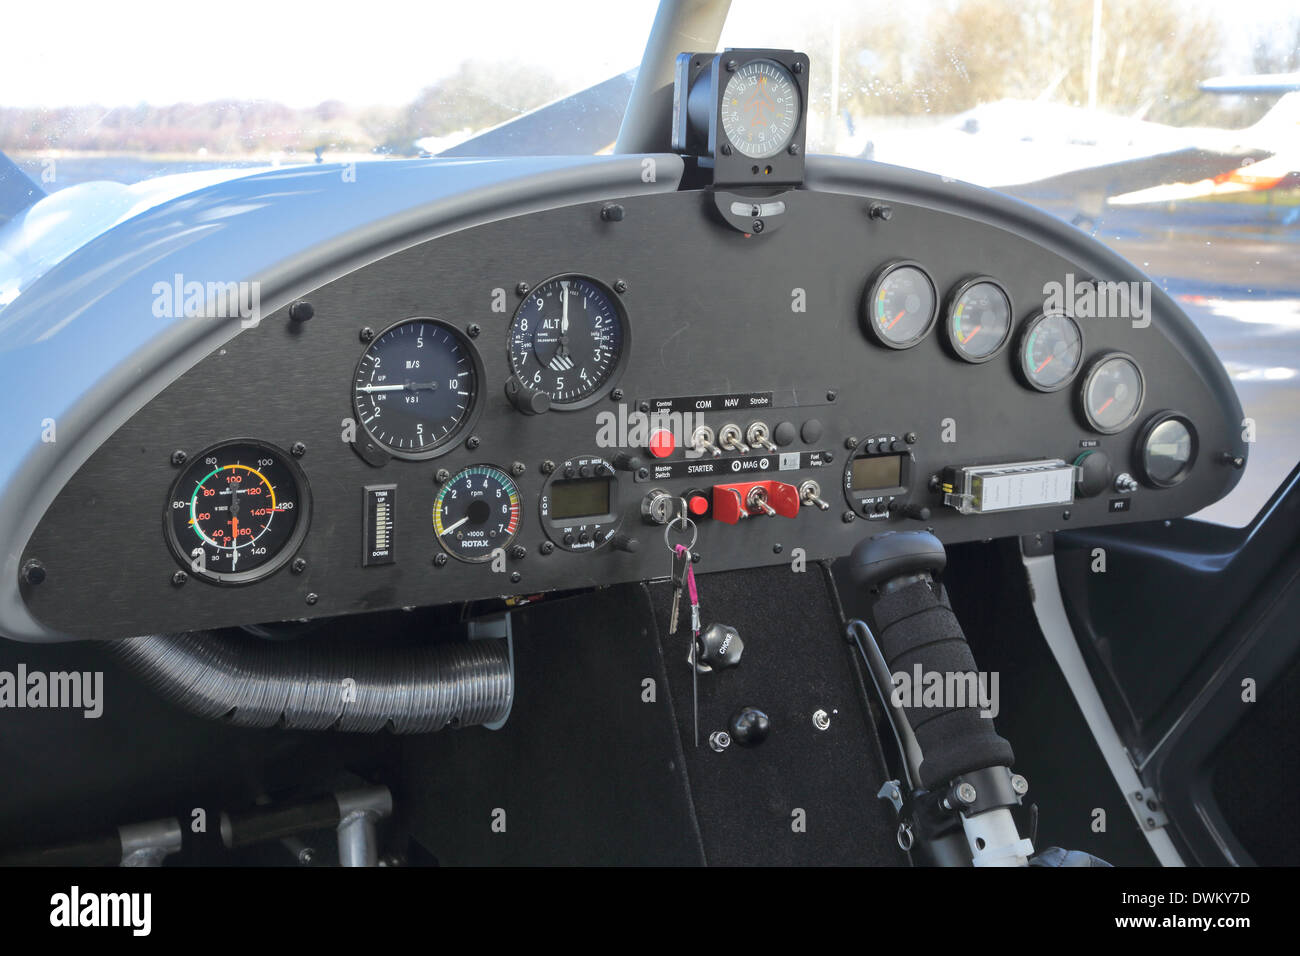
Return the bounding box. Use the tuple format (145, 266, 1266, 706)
(718, 58, 804, 160)
(163, 438, 312, 586)
(537, 454, 623, 551)
(507, 274, 630, 411)
(432, 464, 523, 563)
(1079, 351, 1145, 434)
(352, 316, 485, 462)
(1134, 411, 1198, 488)
(1016, 311, 1084, 393)
(943, 276, 1014, 364)
(861, 260, 940, 351)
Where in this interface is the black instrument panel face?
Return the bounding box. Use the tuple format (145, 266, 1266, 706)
(21, 189, 1244, 639)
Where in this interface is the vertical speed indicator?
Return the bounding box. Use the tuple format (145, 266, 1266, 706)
(353, 318, 482, 460)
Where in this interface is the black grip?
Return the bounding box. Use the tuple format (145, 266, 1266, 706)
(871, 579, 1015, 789)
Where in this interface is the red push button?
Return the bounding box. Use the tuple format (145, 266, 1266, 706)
(648, 429, 676, 458)
(688, 493, 710, 516)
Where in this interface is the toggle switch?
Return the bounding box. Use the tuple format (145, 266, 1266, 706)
(691, 425, 722, 458)
(746, 422, 778, 453)
(718, 424, 749, 454)
(798, 480, 831, 511)
(712, 480, 800, 523)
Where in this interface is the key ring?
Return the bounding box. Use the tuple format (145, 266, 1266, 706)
(664, 514, 698, 554)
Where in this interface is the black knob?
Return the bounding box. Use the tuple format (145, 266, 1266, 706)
(1074, 450, 1114, 498)
(288, 300, 314, 322)
(903, 503, 931, 521)
(729, 707, 770, 746)
(505, 375, 550, 415)
(612, 453, 643, 472)
(696, 623, 744, 670)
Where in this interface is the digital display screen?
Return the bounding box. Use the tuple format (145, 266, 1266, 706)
(549, 477, 611, 520)
(851, 454, 902, 491)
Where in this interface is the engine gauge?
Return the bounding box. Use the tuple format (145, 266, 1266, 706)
(165, 439, 311, 584)
(353, 317, 482, 460)
(1081, 353, 1144, 433)
(862, 261, 939, 350)
(719, 58, 802, 159)
(508, 275, 627, 409)
(1135, 412, 1197, 488)
(1019, 312, 1083, 392)
(945, 278, 1012, 363)
(433, 465, 522, 563)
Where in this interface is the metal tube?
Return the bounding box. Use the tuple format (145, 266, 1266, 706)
(613, 0, 732, 154)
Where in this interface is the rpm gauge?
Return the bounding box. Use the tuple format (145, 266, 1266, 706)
(433, 465, 522, 563)
(508, 275, 627, 409)
(165, 439, 310, 584)
(946, 278, 1012, 362)
(1019, 312, 1083, 392)
(1081, 353, 1144, 433)
(863, 261, 938, 349)
(719, 58, 802, 159)
(353, 318, 482, 460)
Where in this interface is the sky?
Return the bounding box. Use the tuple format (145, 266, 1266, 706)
(1, 0, 1295, 109)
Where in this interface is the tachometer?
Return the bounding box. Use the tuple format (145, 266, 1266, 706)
(508, 275, 627, 409)
(863, 261, 938, 350)
(353, 317, 482, 459)
(1019, 312, 1083, 392)
(165, 440, 310, 584)
(946, 277, 1012, 363)
(433, 465, 522, 563)
(1081, 353, 1144, 433)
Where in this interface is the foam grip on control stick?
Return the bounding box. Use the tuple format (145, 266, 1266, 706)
(871, 579, 1015, 789)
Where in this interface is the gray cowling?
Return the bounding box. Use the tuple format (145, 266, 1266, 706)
(109, 632, 512, 733)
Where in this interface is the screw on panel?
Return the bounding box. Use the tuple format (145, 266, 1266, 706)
(467, 323, 481, 338)
(845, 436, 859, 450)
(466, 436, 480, 450)
(291, 558, 307, 574)
(869, 203, 893, 221)
(433, 553, 448, 567)
(812, 709, 831, 731)
(21, 560, 46, 586)
(540, 460, 555, 475)
(359, 327, 374, 342)
(826, 390, 837, 402)
(509, 545, 526, 560)
(516, 282, 529, 297)
(600, 203, 625, 222)
(291, 442, 306, 458)
(720, 143, 732, 156)
(614, 279, 628, 294)
(1011, 774, 1029, 795)
(709, 731, 731, 752)
(435, 468, 450, 484)
(305, 593, 318, 606)
(171, 571, 187, 586)
(171, 450, 188, 466)
(540, 541, 554, 555)
(955, 783, 978, 804)
(510, 571, 521, 584)
(611, 388, 624, 401)
(842, 510, 856, 523)
(751, 219, 764, 233)
(511, 461, 526, 477)
(788, 143, 799, 155)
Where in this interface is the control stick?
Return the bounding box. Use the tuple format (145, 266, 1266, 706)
(847, 530, 1033, 866)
